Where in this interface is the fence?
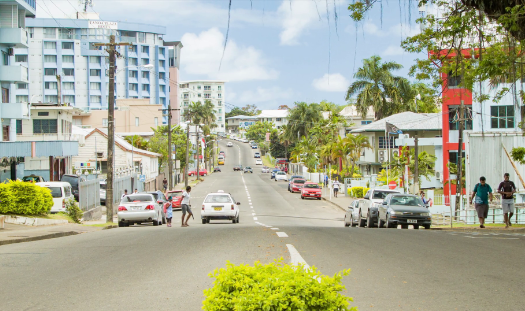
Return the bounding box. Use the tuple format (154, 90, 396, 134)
(78, 178, 101, 211)
(112, 174, 134, 212)
(432, 207, 525, 225)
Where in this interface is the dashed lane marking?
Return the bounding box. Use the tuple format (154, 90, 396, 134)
(276, 232, 288, 238)
(286, 244, 310, 269)
(253, 217, 258, 220)
(271, 228, 279, 230)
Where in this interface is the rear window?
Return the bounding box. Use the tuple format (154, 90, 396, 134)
(390, 196, 424, 206)
(373, 191, 396, 200)
(100, 183, 107, 190)
(46, 187, 63, 198)
(204, 195, 233, 204)
(294, 179, 306, 184)
(218, 156, 224, 159)
(304, 184, 320, 189)
(169, 192, 183, 199)
(60, 175, 78, 187)
(64, 186, 72, 197)
(121, 195, 153, 203)
(277, 172, 285, 175)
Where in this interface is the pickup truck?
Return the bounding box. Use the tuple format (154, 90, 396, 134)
(357, 188, 400, 228)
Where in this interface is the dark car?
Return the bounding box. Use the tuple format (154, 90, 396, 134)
(377, 194, 432, 229)
(214, 167, 221, 172)
(254, 152, 260, 158)
(244, 166, 253, 173)
(22, 174, 46, 183)
(233, 165, 243, 171)
(60, 174, 86, 201)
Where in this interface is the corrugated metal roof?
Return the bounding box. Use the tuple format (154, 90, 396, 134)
(351, 112, 442, 133)
(0, 142, 32, 157)
(35, 141, 78, 157)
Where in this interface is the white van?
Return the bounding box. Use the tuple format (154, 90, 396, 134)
(36, 182, 74, 213)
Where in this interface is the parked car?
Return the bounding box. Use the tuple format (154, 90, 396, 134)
(36, 182, 74, 213)
(147, 191, 170, 224)
(167, 190, 183, 209)
(117, 193, 163, 227)
(251, 144, 257, 149)
(300, 182, 322, 200)
(287, 176, 304, 191)
(358, 189, 400, 228)
(22, 174, 46, 183)
(344, 200, 363, 227)
(227, 142, 233, 147)
(100, 180, 107, 205)
(233, 165, 243, 171)
(270, 169, 280, 179)
(290, 178, 306, 193)
(188, 169, 207, 176)
(261, 166, 270, 173)
(60, 174, 86, 201)
(214, 167, 221, 172)
(377, 193, 432, 229)
(274, 171, 287, 182)
(244, 166, 253, 173)
(219, 151, 226, 157)
(254, 152, 261, 158)
(218, 156, 225, 165)
(201, 190, 240, 224)
(255, 159, 263, 165)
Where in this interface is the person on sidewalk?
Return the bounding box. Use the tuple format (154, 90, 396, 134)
(121, 189, 128, 199)
(133, 189, 138, 194)
(181, 186, 192, 227)
(163, 178, 168, 191)
(333, 180, 341, 198)
(497, 173, 516, 229)
(470, 176, 493, 229)
(165, 195, 173, 227)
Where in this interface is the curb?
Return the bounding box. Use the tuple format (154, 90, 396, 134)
(430, 227, 525, 234)
(0, 231, 80, 246)
(102, 224, 118, 230)
(321, 197, 347, 212)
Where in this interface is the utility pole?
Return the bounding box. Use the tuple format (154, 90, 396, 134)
(56, 75, 62, 106)
(414, 135, 419, 194)
(455, 100, 465, 212)
(196, 124, 200, 180)
(184, 123, 190, 188)
(94, 36, 130, 223)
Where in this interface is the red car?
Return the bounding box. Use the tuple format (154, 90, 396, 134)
(188, 169, 208, 176)
(301, 182, 322, 200)
(290, 179, 306, 193)
(166, 190, 184, 209)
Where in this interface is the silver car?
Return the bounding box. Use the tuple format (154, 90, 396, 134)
(377, 194, 432, 229)
(344, 200, 362, 227)
(117, 194, 163, 227)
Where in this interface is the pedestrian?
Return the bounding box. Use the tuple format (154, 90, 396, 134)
(181, 186, 192, 227)
(163, 178, 168, 191)
(134, 189, 138, 194)
(333, 180, 340, 198)
(497, 173, 516, 228)
(325, 175, 329, 188)
(420, 191, 432, 206)
(470, 176, 493, 229)
(121, 189, 128, 198)
(165, 195, 173, 227)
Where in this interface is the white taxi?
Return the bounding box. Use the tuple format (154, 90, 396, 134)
(201, 190, 240, 224)
(227, 142, 233, 147)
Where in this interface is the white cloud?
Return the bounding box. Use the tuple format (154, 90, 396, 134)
(381, 45, 406, 56)
(181, 28, 279, 82)
(312, 73, 349, 92)
(233, 87, 295, 104)
(345, 21, 420, 38)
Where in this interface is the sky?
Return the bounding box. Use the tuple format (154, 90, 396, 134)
(36, 0, 427, 111)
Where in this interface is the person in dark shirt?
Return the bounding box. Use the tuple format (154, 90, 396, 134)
(497, 173, 516, 229)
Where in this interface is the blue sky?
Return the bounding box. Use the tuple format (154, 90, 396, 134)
(39, 0, 426, 111)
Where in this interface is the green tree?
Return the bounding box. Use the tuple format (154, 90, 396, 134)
(124, 135, 148, 150)
(290, 137, 319, 171)
(245, 121, 276, 144)
(384, 146, 437, 187)
(148, 125, 188, 172)
(285, 102, 322, 142)
(347, 134, 372, 176)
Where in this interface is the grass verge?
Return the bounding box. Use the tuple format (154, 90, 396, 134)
(262, 155, 274, 167)
(3, 213, 75, 223)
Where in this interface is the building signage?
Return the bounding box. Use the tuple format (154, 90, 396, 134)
(74, 162, 96, 170)
(139, 175, 146, 182)
(239, 121, 255, 129)
(88, 21, 118, 30)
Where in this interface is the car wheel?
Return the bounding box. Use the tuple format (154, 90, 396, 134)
(118, 221, 124, 227)
(367, 214, 375, 228)
(301, 195, 304, 199)
(377, 215, 385, 228)
(386, 215, 395, 228)
(317, 197, 321, 200)
(344, 215, 350, 227)
(125, 222, 130, 227)
(351, 215, 357, 227)
(413, 225, 420, 229)
(236, 215, 240, 223)
(423, 224, 431, 230)
(358, 211, 366, 227)
(162, 216, 166, 225)
(232, 217, 236, 224)
(206, 218, 210, 223)
(202, 218, 206, 224)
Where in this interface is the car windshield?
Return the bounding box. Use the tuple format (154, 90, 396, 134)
(389, 196, 424, 206)
(170, 192, 183, 198)
(277, 172, 285, 175)
(23, 176, 40, 182)
(294, 179, 306, 184)
(204, 195, 233, 203)
(246, 167, 252, 169)
(304, 184, 320, 189)
(100, 183, 107, 190)
(61, 175, 78, 187)
(45, 187, 62, 198)
(373, 191, 396, 200)
(121, 195, 153, 203)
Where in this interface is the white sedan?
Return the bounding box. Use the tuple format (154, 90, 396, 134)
(227, 142, 233, 147)
(201, 190, 240, 224)
(117, 193, 163, 227)
(274, 171, 288, 182)
(255, 159, 263, 165)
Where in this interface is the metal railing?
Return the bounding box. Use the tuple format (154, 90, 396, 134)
(432, 207, 525, 226)
(79, 178, 101, 211)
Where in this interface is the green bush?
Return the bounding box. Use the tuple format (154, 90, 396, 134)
(1, 180, 53, 215)
(349, 186, 363, 198)
(65, 197, 83, 224)
(203, 260, 356, 311)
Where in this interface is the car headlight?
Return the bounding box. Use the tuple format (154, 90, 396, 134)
(421, 212, 430, 216)
(389, 210, 401, 215)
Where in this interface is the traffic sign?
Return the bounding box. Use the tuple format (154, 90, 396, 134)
(388, 181, 397, 190)
(139, 175, 146, 182)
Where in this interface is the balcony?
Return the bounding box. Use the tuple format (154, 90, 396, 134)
(1, 102, 30, 120)
(0, 28, 28, 48)
(0, 65, 28, 83)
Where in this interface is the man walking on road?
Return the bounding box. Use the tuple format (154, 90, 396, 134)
(181, 186, 192, 227)
(470, 176, 493, 228)
(498, 173, 516, 228)
(333, 180, 341, 198)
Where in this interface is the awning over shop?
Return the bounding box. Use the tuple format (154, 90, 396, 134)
(356, 161, 382, 166)
(0, 141, 79, 158)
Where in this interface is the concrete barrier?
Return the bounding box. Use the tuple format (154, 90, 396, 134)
(82, 206, 102, 222)
(4, 215, 68, 226)
(0, 215, 4, 229)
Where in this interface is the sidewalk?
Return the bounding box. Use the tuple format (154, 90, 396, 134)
(321, 189, 354, 212)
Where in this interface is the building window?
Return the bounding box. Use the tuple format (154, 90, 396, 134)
(218, 101, 222, 106)
(491, 105, 515, 129)
(184, 101, 189, 107)
(44, 41, 56, 49)
(59, 28, 73, 39)
(129, 45, 137, 52)
(38, 112, 49, 116)
(142, 71, 149, 79)
(219, 117, 222, 121)
(45, 95, 58, 103)
(447, 71, 462, 88)
(15, 55, 28, 62)
(219, 108, 222, 113)
(154, 117, 158, 127)
(63, 95, 75, 104)
(204, 85, 211, 91)
(141, 58, 149, 66)
(378, 136, 396, 149)
(218, 86, 222, 91)
(44, 68, 57, 76)
(90, 69, 100, 77)
(159, 60, 165, 67)
(16, 120, 22, 135)
(90, 56, 101, 64)
(62, 55, 74, 63)
(135, 117, 139, 126)
(33, 119, 58, 134)
(267, 118, 272, 122)
(90, 82, 101, 90)
(129, 71, 138, 78)
(159, 72, 165, 79)
(62, 42, 74, 50)
(45, 82, 57, 89)
(142, 84, 149, 91)
(89, 43, 102, 51)
(63, 82, 74, 90)
(102, 118, 108, 127)
(160, 85, 165, 92)
(17, 83, 28, 89)
(2, 51, 8, 66)
(130, 84, 138, 91)
(28, 27, 34, 38)
(221, 124, 224, 128)
(448, 151, 465, 167)
(361, 120, 372, 125)
(43, 28, 56, 39)
(198, 93, 202, 98)
(63, 68, 74, 76)
(1, 88, 9, 103)
(448, 106, 473, 130)
(197, 85, 201, 90)
(16, 95, 28, 103)
(130, 58, 138, 66)
(90, 95, 101, 103)
(218, 93, 222, 98)
(44, 55, 57, 63)
(276, 118, 282, 122)
(204, 93, 211, 99)
(138, 32, 146, 43)
(141, 45, 149, 54)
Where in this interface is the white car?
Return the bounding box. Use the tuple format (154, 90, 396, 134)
(117, 193, 163, 227)
(201, 190, 240, 224)
(227, 142, 233, 147)
(36, 182, 74, 213)
(261, 166, 270, 173)
(274, 171, 287, 182)
(255, 159, 263, 165)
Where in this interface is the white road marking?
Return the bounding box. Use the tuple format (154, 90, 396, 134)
(253, 217, 258, 220)
(276, 232, 288, 238)
(271, 228, 279, 230)
(250, 206, 253, 209)
(286, 244, 310, 269)
(252, 213, 256, 216)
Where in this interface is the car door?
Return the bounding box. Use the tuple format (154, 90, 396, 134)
(361, 190, 371, 219)
(378, 195, 389, 222)
(346, 201, 356, 222)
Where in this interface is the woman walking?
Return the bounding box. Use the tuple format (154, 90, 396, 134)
(165, 197, 173, 227)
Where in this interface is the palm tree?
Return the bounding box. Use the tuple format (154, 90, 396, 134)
(345, 55, 412, 120)
(124, 135, 148, 150)
(331, 136, 353, 173)
(346, 134, 372, 175)
(285, 102, 322, 142)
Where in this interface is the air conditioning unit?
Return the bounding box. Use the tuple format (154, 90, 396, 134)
(379, 156, 385, 162)
(435, 171, 443, 182)
(96, 152, 104, 158)
(7, 48, 14, 56)
(378, 150, 385, 157)
(392, 150, 400, 157)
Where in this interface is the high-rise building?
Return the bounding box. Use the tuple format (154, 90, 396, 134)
(0, 0, 36, 141)
(13, 14, 172, 119)
(179, 80, 226, 134)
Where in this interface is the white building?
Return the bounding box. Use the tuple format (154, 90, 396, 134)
(256, 110, 289, 129)
(179, 80, 226, 134)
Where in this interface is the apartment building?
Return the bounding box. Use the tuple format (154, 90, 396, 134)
(179, 80, 226, 134)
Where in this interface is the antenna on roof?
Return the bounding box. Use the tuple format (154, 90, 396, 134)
(79, 0, 93, 13)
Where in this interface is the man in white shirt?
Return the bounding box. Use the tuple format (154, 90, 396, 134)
(181, 186, 192, 227)
(333, 180, 340, 198)
(121, 189, 128, 198)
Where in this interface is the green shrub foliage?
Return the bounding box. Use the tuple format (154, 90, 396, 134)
(348, 186, 370, 198)
(202, 260, 357, 311)
(65, 197, 83, 224)
(0, 181, 52, 215)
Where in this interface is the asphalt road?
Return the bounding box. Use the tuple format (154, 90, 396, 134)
(1, 139, 524, 310)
